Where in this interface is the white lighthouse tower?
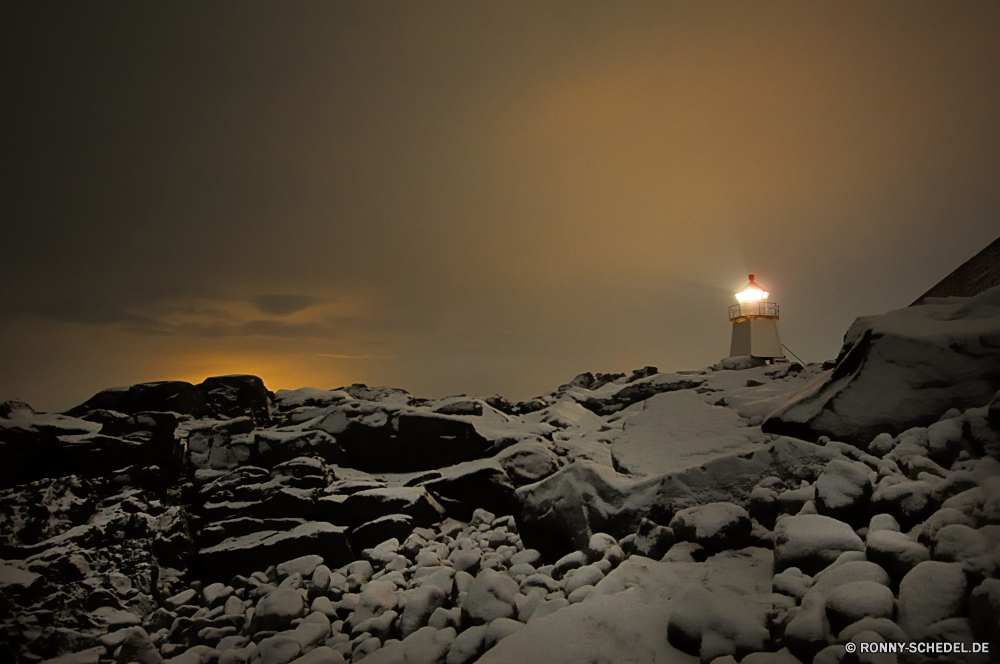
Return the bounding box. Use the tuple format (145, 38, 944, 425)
(728, 274, 786, 363)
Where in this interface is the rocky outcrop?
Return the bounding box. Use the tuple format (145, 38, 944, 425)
(763, 285, 1000, 446)
(66, 375, 274, 425)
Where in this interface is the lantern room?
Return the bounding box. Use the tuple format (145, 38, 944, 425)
(729, 274, 786, 362)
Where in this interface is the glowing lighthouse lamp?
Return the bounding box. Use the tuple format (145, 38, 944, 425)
(728, 275, 786, 363)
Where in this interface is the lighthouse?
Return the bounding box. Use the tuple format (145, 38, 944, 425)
(728, 275, 786, 363)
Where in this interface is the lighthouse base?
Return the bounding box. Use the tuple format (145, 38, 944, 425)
(730, 318, 786, 360)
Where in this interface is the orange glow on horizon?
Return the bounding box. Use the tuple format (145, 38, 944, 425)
(148, 351, 373, 393)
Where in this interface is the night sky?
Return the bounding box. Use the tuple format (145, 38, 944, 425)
(3, 2, 999, 412)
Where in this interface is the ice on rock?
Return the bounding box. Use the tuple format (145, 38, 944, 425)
(922, 617, 978, 648)
(868, 513, 900, 532)
(428, 606, 461, 631)
(811, 559, 890, 597)
(401, 625, 457, 664)
(348, 635, 380, 662)
(164, 588, 200, 611)
(344, 561, 374, 582)
(871, 479, 942, 530)
(931, 523, 991, 562)
(508, 548, 541, 567)
(740, 649, 803, 664)
(520, 574, 559, 594)
(342, 488, 446, 529)
(551, 550, 587, 580)
(288, 613, 332, 650)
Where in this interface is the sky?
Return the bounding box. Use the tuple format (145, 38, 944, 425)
(2, 2, 999, 413)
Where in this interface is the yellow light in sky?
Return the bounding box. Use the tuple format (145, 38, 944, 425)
(735, 274, 769, 303)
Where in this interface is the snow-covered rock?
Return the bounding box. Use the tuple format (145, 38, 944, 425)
(814, 459, 873, 521)
(668, 502, 752, 553)
(460, 569, 519, 625)
(773, 515, 865, 575)
(610, 390, 766, 477)
(254, 588, 307, 632)
(764, 285, 1000, 445)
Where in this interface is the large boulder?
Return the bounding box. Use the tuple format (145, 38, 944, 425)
(897, 561, 969, 640)
(341, 487, 446, 528)
(198, 374, 273, 425)
(197, 522, 352, 580)
(311, 407, 496, 472)
(516, 439, 846, 559)
(773, 514, 865, 575)
(461, 569, 519, 625)
(422, 462, 517, 522)
(763, 285, 1000, 445)
(0, 405, 182, 487)
(612, 390, 766, 477)
(668, 502, 752, 553)
(65, 374, 275, 424)
(814, 459, 873, 521)
(255, 588, 308, 632)
(66, 381, 211, 419)
(497, 441, 560, 486)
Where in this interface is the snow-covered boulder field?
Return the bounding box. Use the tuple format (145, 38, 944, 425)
(2, 286, 1000, 664)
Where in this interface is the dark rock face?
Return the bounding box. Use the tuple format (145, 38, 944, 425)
(196, 522, 352, 581)
(199, 375, 274, 425)
(67, 381, 210, 419)
(333, 411, 495, 473)
(422, 465, 517, 523)
(67, 374, 274, 425)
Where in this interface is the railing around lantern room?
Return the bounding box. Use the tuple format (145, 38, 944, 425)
(729, 301, 779, 322)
